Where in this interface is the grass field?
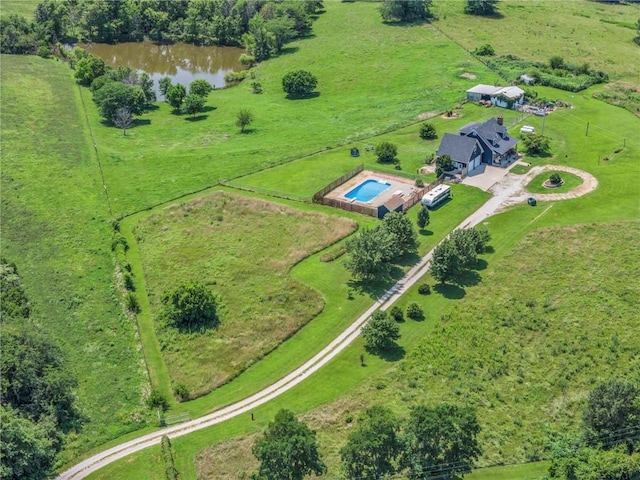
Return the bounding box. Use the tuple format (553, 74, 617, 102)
(525, 171, 583, 194)
(432, 0, 640, 82)
(0, 55, 149, 464)
(0, 0, 39, 19)
(134, 191, 356, 398)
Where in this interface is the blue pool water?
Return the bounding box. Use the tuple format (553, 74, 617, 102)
(344, 179, 391, 202)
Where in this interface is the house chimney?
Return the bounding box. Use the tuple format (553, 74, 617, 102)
(497, 115, 504, 126)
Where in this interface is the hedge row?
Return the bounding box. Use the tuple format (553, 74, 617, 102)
(161, 435, 179, 480)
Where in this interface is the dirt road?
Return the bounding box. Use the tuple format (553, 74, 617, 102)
(57, 166, 597, 480)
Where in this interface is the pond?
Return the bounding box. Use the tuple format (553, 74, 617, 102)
(84, 41, 245, 96)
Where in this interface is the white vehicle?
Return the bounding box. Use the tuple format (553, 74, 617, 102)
(520, 125, 535, 134)
(421, 184, 451, 208)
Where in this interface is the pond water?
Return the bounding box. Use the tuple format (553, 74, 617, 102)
(84, 41, 245, 95)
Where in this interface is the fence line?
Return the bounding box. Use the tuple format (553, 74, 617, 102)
(312, 164, 364, 202)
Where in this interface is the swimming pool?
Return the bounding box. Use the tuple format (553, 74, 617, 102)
(344, 179, 391, 202)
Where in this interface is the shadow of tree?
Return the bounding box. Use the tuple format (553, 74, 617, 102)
(456, 269, 481, 288)
(419, 229, 434, 236)
(185, 115, 209, 122)
(473, 258, 488, 271)
(433, 283, 466, 299)
(286, 91, 321, 100)
(367, 343, 406, 362)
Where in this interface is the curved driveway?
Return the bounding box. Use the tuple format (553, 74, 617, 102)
(58, 166, 596, 480)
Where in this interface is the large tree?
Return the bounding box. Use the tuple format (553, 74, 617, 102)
(282, 70, 318, 97)
(0, 405, 59, 480)
(92, 81, 146, 122)
(430, 238, 461, 284)
(253, 409, 327, 480)
(345, 227, 395, 281)
(521, 133, 551, 156)
(74, 54, 106, 86)
(583, 380, 640, 448)
(341, 405, 401, 479)
(380, 0, 433, 23)
(161, 282, 220, 330)
(381, 211, 418, 256)
(401, 404, 482, 480)
(361, 310, 401, 353)
(464, 0, 499, 16)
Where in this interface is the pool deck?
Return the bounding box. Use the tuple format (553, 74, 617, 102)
(324, 170, 418, 208)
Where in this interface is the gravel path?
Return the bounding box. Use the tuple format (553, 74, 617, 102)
(57, 165, 597, 480)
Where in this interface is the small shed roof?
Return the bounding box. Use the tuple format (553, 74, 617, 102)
(466, 84, 501, 95)
(382, 195, 404, 212)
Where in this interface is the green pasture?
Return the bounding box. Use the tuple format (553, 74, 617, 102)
(0, 55, 149, 464)
(89, 0, 500, 216)
(0, 0, 39, 19)
(433, 0, 640, 82)
(525, 171, 583, 194)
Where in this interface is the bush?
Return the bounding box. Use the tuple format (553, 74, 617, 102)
(125, 293, 140, 313)
(406, 302, 424, 320)
(549, 173, 562, 185)
(225, 70, 249, 83)
(376, 141, 398, 163)
(251, 81, 263, 94)
(147, 389, 169, 411)
(239, 53, 255, 66)
(419, 122, 437, 140)
(161, 282, 220, 330)
(415, 178, 424, 188)
(282, 70, 318, 97)
(390, 306, 404, 322)
(173, 384, 189, 401)
(361, 310, 401, 352)
(418, 283, 431, 295)
(123, 273, 135, 291)
(474, 43, 495, 56)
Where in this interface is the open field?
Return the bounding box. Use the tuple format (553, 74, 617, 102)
(433, 0, 640, 82)
(0, 55, 149, 463)
(0, 0, 39, 19)
(86, 1, 501, 216)
(134, 191, 356, 397)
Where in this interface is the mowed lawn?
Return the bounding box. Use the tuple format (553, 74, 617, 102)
(0, 0, 39, 19)
(0, 55, 148, 462)
(90, 0, 501, 216)
(134, 191, 357, 397)
(433, 0, 640, 82)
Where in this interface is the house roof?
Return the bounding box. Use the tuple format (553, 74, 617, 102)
(466, 84, 501, 95)
(472, 118, 518, 155)
(492, 86, 525, 99)
(436, 133, 482, 165)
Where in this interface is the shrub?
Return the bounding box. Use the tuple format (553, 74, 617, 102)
(415, 178, 425, 188)
(225, 70, 249, 83)
(418, 283, 431, 295)
(173, 384, 189, 401)
(147, 389, 169, 411)
(161, 282, 220, 330)
(362, 310, 400, 352)
(126, 293, 140, 313)
(251, 81, 263, 94)
(123, 273, 135, 291)
(406, 302, 424, 320)
(549, 173, 562, 185)
(376, 141, 398, 163)
(239, 53, 255, 66)
(474, 43, 495, 56)
(282, 70, 318, 97)
(161, 435, 179, 480)
(111, 233, 129, 252)
(390, 306, 404, 322)
(419, 122, 437, 140)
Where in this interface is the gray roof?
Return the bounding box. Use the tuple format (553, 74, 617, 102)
(473, 118, 518, 155)
(436, 133, 482, 165)
(459, 122, 481, 135)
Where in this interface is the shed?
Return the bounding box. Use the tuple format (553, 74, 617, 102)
(377, 195, 404, 219)
(466, 84, 501, 102)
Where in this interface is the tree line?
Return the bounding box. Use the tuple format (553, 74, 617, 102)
(1, 0, 323, 60)
(0, 261, 80, 480)
(252, 403, 481, 480)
